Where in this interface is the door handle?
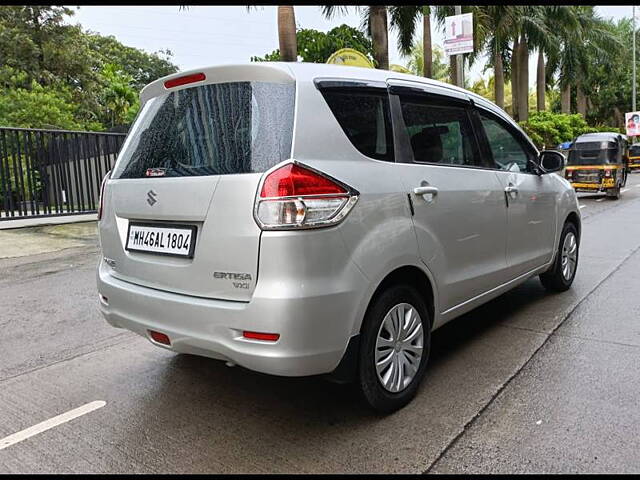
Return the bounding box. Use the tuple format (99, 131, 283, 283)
(504, 184, 518, 195)
(413, 186, 439, 196)
(504, 183, 518, 208)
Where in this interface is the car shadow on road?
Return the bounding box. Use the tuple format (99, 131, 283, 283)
(149, 278, 547, 413)
(115, 278, 553, 472)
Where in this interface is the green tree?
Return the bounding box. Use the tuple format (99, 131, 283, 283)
(252, 24, 373, 63)
(576, 18, 636, 127)
(546, 7, 622, 115)
(519, 111, 620, 148)
(0, 80, 83, 130)
(321, 6, 424, 70)
(0, 6, 178, 131)
(85, 33, 177, 91)
(404, 41, 449, 82)
(100, 64, 138, 128)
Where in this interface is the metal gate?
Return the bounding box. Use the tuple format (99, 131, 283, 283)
(0, 127, 126, 220)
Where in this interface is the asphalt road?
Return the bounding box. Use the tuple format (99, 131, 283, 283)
(1, 173, 640, 474)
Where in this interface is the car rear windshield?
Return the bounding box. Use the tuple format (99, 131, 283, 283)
(568, 148, 617, 165)
(630, 145, 640, 156)
(111, 81, 295, 179)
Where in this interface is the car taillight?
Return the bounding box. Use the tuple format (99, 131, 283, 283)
(254, 162, 358, 230)
(604, 169, 612, 177)
(565, 170, 573, 179)
(97, 170, 111, 221)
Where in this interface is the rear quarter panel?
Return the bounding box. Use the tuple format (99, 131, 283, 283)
(291, 75, 437, 334)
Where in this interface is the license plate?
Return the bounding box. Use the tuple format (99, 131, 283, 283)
(578, 173, 599, 181)
(125, 223, 197, 258)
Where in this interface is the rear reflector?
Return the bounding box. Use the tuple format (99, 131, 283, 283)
(164, 72, 206, 89)
(242, 331, 280, 342)
(148, 330, 171, 345)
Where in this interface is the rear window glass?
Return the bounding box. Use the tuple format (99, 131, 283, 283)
(630, 145, 640, 156)
(319, 87, 394, 162)
(112, 81, 294, 179)
(568, 148, 617, 165)
(399, 95, 477, 166)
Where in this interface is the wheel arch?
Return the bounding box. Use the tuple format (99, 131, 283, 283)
(565, 210, 581, 241)
(363, 265, 435, 331)
(326, 263, 436, 384)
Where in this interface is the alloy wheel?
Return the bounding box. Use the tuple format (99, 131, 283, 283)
(374, 303, 424, 393)
(561, 232, 578, 280)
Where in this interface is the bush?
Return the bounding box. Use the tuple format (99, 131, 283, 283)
(519, 111, 622, 149)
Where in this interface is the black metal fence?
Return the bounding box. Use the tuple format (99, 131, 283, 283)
(0, 127, 126, 221)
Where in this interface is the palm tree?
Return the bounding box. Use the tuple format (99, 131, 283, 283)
(404, 41, 449, 81)
(322, 6, 423, 71)
(529, 6, 578, 112)
(322, 6, 387, 69)
(423, 7, 432, 78)
(388, 6, 434, 78)
(432, 6, 493, 87)
(276, 6, 297, 61)
(370, 6, 389, 69)
(473, 6, 519, 110)
(512, 7, 549, 121)
(246, 6, 297, 62)
(546, 7, 622, 115)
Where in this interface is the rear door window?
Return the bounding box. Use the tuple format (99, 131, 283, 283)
(112, 81, 295, 179)
(397, 93, 480, 166)
(318, 86, 394, 162)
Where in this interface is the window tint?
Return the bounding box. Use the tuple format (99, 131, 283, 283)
(112, 81, 294, 179)
(319, 88, 394, 162)
(398, 95, 477, 166)
(478, 112, 534, 173)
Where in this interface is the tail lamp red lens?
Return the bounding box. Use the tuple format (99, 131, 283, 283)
(148, 330, 171, 345)
(255, 162, 358, 230)
(260, 163, 347, 198)
(97, 170, 110, 221)
(164, 72, 206, 89)
(243, 331, 280, 342)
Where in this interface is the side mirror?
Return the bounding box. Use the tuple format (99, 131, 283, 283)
(538, 150, 565, 174)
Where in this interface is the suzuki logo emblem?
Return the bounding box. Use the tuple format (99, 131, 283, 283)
(147, 190, 158, 206)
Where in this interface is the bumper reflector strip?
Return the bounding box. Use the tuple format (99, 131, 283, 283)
(242, 331, 280, 342)
(148, 330, 171, 345)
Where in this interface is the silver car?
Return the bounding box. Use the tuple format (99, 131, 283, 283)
(97, 63, 580, 413)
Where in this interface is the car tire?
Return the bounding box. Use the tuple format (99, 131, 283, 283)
(540, 222, 579, 292)
(606, 186, 620, 199)
(357, 284, 431, 414)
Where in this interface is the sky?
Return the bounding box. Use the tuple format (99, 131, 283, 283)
(65, 5, 634, 88)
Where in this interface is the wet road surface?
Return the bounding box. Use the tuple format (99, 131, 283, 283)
(1, 173, 640, 473)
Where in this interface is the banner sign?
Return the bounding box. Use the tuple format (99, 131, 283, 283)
(625, 111, 640, 136)
(326, 48, 374, 68)
(443, 13, 474, 56)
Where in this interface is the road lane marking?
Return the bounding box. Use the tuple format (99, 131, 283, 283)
(596, 198, 605, 202)
(622, 188, 629, 193)
(0, 401, 106, 451)
(579, 205, 585, 209)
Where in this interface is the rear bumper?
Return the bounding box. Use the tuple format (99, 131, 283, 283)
(96, 257, 365, 377)
(569, 181, 615, 191)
